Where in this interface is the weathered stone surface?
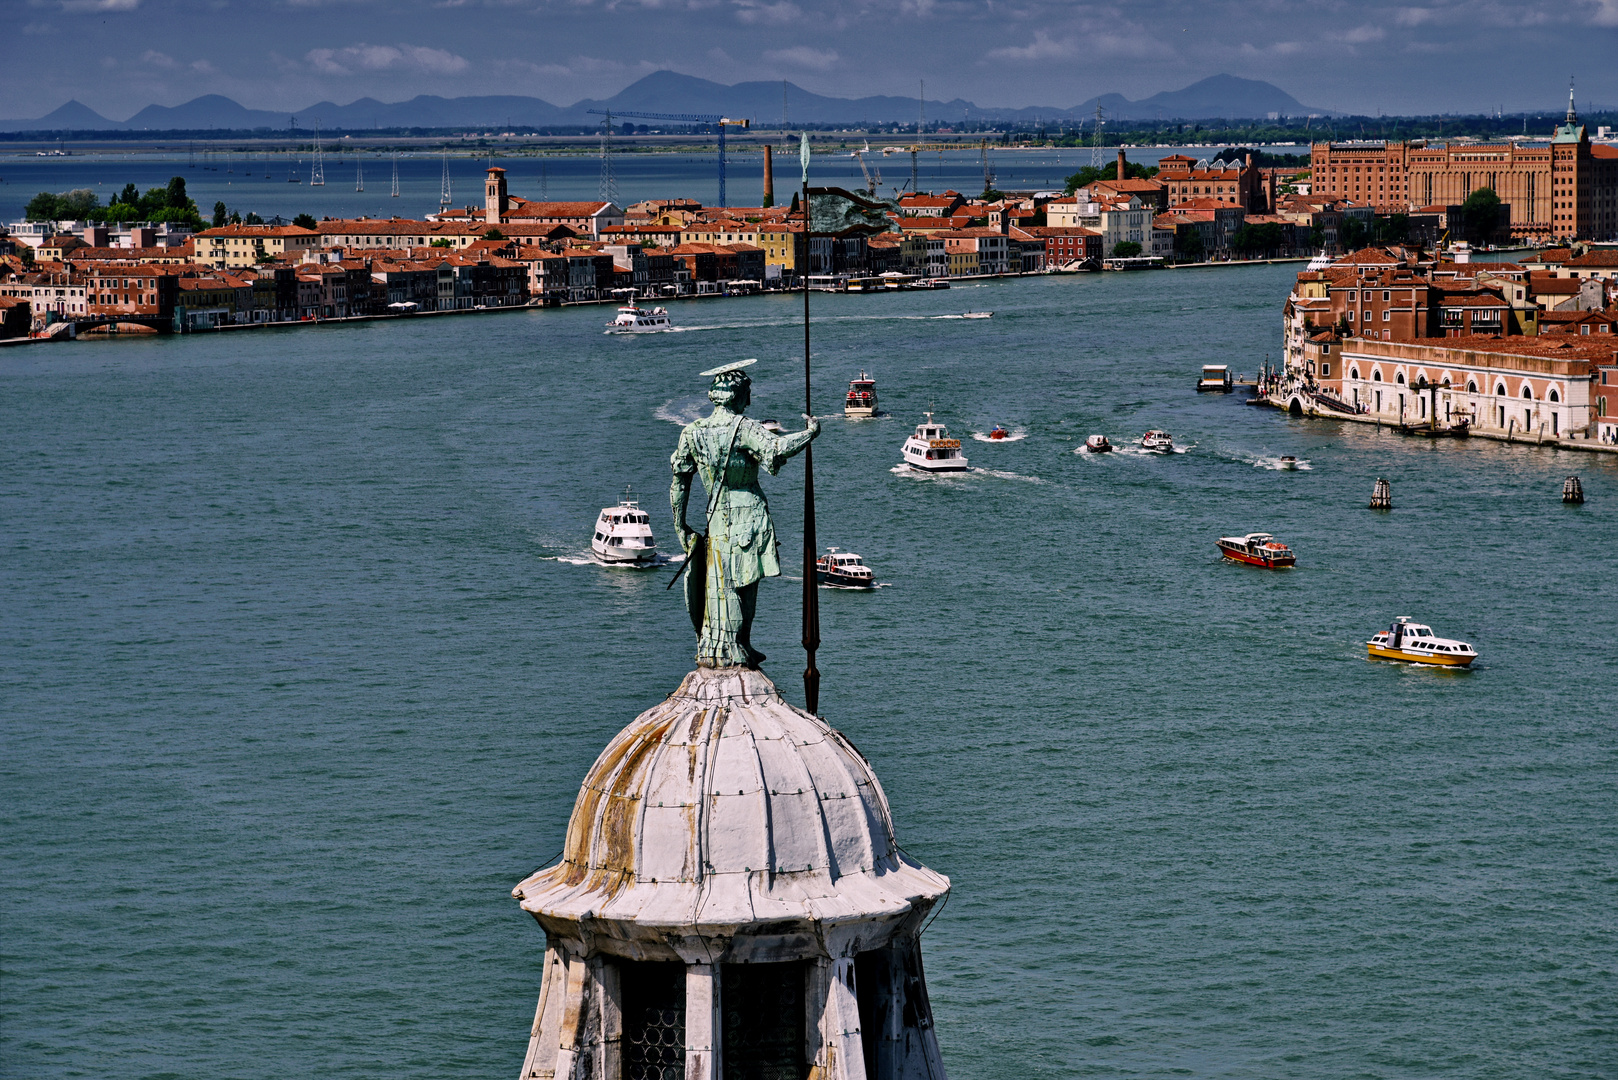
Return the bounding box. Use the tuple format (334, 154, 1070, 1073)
(513, 668, 951, 1080)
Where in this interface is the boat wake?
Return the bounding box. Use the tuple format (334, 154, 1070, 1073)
(1249, 456, 1313, 472)
(891, 464, 1041, 483)
(1248, 454, 1313, 471)
(970, 428, 1029, 442)
(1115, 444, 1194, 456)
(655, 398, 707, 426)
(974, 467, 1044, 483)
(673, 312, 994, 333)
(544, 551, 685, 569)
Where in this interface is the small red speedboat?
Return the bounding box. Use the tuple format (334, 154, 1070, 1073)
(1217, 532, 1296, 569)
(988, 425, 1009, 440)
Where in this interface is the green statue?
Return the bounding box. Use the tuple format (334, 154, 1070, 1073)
(671, 359, 820, 668)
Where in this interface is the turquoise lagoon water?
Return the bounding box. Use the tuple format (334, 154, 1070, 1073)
(3, 264, 1615, 1079)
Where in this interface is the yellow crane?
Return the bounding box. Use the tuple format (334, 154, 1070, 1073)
(880, 140, 989, 194)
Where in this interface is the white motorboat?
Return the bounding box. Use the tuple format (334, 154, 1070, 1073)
(606, 305, 674, 333)
(591, 491, 658, 564)
(845, 371, 878, 418)
(1140, 430, 1174, 452)
(815, 547, 877, 589)
(961, 311, 993, 319)
(901, 412, 970, 472)
(1084, 435, 1112, 453)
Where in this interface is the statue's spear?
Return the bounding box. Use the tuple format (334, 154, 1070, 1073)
(799, 133, 821, 716)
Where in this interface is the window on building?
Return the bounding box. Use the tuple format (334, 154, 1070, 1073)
(1522, 386, 1533, 399)
(621, 961, 686, 1080)
(723, 961, 806, 1080)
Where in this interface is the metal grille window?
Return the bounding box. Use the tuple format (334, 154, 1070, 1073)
(722, 962, 806, 1080)
(622, 961, 686, 1080)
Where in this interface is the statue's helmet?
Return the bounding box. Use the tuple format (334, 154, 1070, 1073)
(701, 359, 758, 411)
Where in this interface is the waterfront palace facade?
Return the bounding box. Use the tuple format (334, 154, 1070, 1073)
(1279, 244, 1618, 448)
(1309, 93, 1618, 243)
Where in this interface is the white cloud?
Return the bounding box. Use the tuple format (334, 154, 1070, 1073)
(60, 0, 139, 10)
(1587, 0, 1618, 24)
(305, 43, 469, 76)
(140, 49, 177, 68)
(986, 31, 1078, 61)
(762, 45, 838, 70)
(733, 0, 798, 23)
(1238, 40, 1306, 57)
(1339, 24, 1386, 44)
(1393, 7, 1441, 26)
(22, 20, 55, 33)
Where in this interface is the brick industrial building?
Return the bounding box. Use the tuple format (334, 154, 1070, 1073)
(1309, 91, 1618, 242)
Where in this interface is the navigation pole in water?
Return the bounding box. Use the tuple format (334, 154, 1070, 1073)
(800, 133, 821, 715)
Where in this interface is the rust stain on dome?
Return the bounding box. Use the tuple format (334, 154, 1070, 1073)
(558, 713, 674, 890)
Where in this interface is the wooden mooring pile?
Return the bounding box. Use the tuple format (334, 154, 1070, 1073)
(1370, 477, 1393, 510)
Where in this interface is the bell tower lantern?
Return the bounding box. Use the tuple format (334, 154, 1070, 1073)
(512, 667, 952, 1080)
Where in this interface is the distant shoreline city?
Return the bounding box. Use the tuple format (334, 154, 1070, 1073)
(4, 91, 1614, 455)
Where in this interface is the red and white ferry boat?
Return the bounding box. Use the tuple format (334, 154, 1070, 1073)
(845, 371, 878, 417)
(1216, 532, 1296, 569)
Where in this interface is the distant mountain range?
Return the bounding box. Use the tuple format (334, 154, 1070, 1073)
(0, 73, 1334, 133)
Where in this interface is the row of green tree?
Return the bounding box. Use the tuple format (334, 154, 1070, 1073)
(1063, 161, 1159, 193)
(25, 177, 204, 228)
(206, 202, 318, 231)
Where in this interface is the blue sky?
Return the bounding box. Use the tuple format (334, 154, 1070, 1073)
(7, 0, 1617, 120)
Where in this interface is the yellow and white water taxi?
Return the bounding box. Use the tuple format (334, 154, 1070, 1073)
(1366, 617, 1477, 667)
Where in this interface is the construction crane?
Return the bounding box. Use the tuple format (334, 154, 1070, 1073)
(852, 147, 882, 196)
(880, 140, 979, 195)
(587, 109, 750, 206)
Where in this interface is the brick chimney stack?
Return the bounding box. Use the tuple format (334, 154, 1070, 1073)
(1117, 149, 1127, 181)
(763, 144, 775, 208)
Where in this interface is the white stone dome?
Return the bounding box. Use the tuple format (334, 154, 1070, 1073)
(513, 667, 948, 951)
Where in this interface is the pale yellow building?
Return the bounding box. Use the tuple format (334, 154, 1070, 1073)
(195, 224, 319, 268)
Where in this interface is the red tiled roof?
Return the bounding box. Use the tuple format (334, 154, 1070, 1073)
(197, 224, 317, 238)
(1566, 249, 1618, 267)
(504, 201, 616, 218)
